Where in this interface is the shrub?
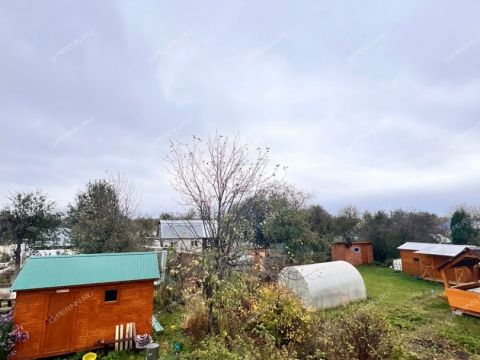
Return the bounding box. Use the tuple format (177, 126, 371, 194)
(181, 335, 244, 360)
(173, 272, 404, 359)
(185, 275, 321, 358)
(182, 294, 208, 340)
(0, 312, 29, 360)
(181, 335, 295, 360)
(247, 285, 313, 349)
(154, 278, 183, 314)
(322, 305, 398, 360)
(213, 273, 257, 337)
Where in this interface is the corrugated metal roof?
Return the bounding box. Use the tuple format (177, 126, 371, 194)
(11, 252, 160, 292)
(397, 242, 472, 257)
(333, 241, 372, 245)
(437, 247, 480, 270)
(159, 220, 214, 239)
(398, 242, 435, 251)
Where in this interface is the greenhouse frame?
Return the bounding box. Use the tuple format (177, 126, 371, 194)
(278, 261, 367, 310)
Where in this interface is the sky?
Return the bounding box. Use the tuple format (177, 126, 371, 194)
(1, 1, 480, 216)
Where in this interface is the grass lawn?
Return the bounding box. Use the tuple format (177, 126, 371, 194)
(356, 266, 480, 359)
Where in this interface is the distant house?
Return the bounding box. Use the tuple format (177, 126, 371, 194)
(11, 252, 159, 359)
(397, 242, 476, 284)
(147, 220, 214, 253)
(429, 233, 452, 244)
(331, 241, 374, 266)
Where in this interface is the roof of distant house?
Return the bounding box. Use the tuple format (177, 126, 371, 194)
(11, 252, 159, 292)
(159, 220, 214, 239)
(397, 242, 474, 257)
(429, 233, 452, 244)
(333, 241, 372, 245)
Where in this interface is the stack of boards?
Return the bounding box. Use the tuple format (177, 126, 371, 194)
(114, 322, 136, 351)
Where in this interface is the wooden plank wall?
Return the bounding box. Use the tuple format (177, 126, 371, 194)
(363, 244, 374, 264)
(400, 250, 475, 283)
(446, 288, 480, 315)
(331, 243, 373, 265)
(11, 291, 49, 357)
(400, 250, 421, 276)
(12, 280, 154, 360)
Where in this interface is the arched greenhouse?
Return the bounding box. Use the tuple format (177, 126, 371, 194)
(278, 261, 367, 310)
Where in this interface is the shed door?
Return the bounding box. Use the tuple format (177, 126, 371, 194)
(43, 291, 75, 354)
(361, 247, 369, 264)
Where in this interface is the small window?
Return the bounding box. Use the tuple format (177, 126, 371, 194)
(413, 257, 420, 262)
(104, 289, 118, 302)
(353, 247, 360, 253)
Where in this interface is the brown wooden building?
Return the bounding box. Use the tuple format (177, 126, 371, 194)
(437, 247, 480, 317)
(331, 241, 374, 266)
(10, 252, 160, 360)
(398, 242, 475, 284)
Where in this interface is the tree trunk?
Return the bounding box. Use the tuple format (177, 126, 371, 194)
(207, 302, 215, 334)
(204, 270, 217, 334)
(14, 240, 22, 275)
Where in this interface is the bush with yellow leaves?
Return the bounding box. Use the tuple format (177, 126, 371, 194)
(320, 305, 401, 360)
(180, 334, 296, 360)
(180, 273, 402, 360)
(246, 284, 314, 349)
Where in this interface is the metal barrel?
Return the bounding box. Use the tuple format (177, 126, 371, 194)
(145, 342, 160, 360)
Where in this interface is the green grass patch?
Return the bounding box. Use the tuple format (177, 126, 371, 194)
(441, 328, 480, 355)
(358, 266, 480, 358)
(154, 305, 193, 359)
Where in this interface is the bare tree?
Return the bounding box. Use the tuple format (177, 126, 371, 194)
(167, 134, 278, 330)
(168, 134, 277, 267)
(108, 172, 140, 220)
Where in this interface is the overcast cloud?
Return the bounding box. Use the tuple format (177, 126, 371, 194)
(1, 1, 480, 216)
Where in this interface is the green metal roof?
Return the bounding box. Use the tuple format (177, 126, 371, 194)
(11, 252, 160, 292)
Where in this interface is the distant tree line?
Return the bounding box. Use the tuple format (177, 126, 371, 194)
(236, 188, 455, 263)
(1, 181, 478, 272)
(1, 185, 478, 271)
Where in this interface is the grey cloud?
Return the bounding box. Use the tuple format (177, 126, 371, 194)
(1, 0, 480, 216)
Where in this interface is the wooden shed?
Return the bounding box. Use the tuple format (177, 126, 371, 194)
(398, 242, 475, 284)
(331, 241, 374, 266)
(10, 252, 160, 360)
(437, 248, 480, 317)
